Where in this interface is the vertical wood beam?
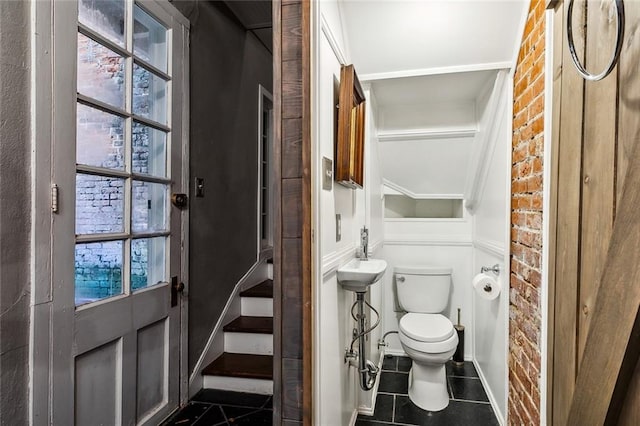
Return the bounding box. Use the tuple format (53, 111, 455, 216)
(272, 0, 283, 424)
(553, 1, 585, 423)
(300, 0, 312, 423)
(546, 3, 564, 424)
(615, 4, 640, 424)
(274, 0, 310, 423)
(567, 137, 640, 425)
(578, 0, 619, 362)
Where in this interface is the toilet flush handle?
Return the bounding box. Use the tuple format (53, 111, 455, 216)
(397, 276, 405, 282)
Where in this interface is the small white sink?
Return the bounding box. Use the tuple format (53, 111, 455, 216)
(337, 258, 388, 293)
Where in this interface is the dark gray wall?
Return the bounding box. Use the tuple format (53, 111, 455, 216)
(172, 0, 273, 373)
(0, 1, 31, 424)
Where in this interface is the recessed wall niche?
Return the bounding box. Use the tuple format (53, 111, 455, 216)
(384, 195, 463, 219)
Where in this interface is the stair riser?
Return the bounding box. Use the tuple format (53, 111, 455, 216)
(267, 264, 273, 279)
(241, 297, 273, 317)
(203, 376, 273, 395)
(224, 332, 273, 355)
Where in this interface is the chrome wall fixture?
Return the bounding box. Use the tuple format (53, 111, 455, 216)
(567, 0, 625, 81)
(481, 264, 500, 275)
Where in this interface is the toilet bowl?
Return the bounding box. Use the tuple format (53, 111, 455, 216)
(394, 266, 458, 411)
(399, 313, 458, 411)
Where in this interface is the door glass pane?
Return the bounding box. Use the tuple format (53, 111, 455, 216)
(78, 33, 125, 109)
(75, 240, 124, 305)
(78, 0, 126, 47)
(133, 5, 168, 73)
(132, 181, 167, 233)
(77, 103, 125, 170)
(131, 237, 167, 291)
(76, 174, 125, 235)
(133, 64, 167, 124)
(133, 122, 167, 177)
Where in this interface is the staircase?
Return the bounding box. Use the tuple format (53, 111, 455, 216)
(202, 261, 274, 395)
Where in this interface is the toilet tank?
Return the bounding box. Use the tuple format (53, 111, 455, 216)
(395, 266, 452, 313)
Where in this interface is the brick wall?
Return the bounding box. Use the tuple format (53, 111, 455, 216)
(509, 0, 545, 424)
(75, 32, 160, 302)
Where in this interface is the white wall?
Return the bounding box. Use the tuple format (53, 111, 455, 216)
(372, 68, 512, 426)
(378, 102, 476, 132)
(314, 4, 515, 422)
(379, 136, 474, 196)
(317, 28, 357, 426)
(471, 73, 511, 425)
(373, 72, 498, 199)
(314, 4, 386, 423)
(381, 216, 473, 358)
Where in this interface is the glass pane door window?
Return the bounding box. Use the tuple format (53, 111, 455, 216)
(75, 0, 172, 306)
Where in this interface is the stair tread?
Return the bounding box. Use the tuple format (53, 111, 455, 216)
(224, 316, 273, 334)
(203, 353, 273, 380)
(240, 279, 273, 298)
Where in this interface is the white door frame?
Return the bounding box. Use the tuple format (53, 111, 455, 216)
(29, 1, 190, 423)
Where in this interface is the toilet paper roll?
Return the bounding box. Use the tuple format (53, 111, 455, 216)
(472, 273, 500, 300)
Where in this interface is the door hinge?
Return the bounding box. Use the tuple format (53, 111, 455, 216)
(51, 183, 59, 213)
(171, 276, 185, 307)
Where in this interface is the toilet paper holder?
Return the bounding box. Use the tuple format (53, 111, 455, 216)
(480, 264, 500, 276)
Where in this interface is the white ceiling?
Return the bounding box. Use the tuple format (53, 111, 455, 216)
(373, 71, 498, 196)
(379, 137, 474, 195)
(334, 1, 524, 197)
(339, 0, 528, 79)
(372, 70, 496, 106)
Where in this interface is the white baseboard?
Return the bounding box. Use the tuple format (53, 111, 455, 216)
(383, 349, 473, 362)
(473, 359, 505, 426)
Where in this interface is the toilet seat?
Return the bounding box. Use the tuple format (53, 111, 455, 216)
(399, 313, 458, 354)
(400, 313, 454, 342)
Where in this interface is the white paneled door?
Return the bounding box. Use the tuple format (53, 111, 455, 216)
(46, 1, 189, 424)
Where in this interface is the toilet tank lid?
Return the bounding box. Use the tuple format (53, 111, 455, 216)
(395, 266, 452, 275)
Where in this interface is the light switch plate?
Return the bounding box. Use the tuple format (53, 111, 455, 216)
(336, 214, 341, 242)
(195, 177, 205, 197)
(322, 157, 333, 190)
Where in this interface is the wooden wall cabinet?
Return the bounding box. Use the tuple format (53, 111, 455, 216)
(336, 64, 366, 189)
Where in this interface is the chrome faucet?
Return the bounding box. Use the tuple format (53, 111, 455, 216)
(360, 226, 369, 261)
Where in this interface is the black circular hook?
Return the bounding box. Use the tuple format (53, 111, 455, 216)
(567, 0, 625, 81)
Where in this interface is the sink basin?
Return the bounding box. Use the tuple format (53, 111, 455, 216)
(337, 258, 388, 292)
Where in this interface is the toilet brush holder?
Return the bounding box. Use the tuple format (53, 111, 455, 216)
(453, 325, 465, 366)
(453, 308, 464, 366)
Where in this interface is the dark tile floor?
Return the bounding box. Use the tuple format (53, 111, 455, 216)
(164, 357, 497, 426)
(162, 389, 273, 425)
(356, 356, 499, 426)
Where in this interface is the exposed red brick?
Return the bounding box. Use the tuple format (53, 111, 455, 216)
(510, 0, 544, 424)
(532, 157, 543, 174)
(529, 95, 544, 120)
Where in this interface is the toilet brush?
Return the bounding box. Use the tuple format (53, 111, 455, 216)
(453, 308, 465, 366)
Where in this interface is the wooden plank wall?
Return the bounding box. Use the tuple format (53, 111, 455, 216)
(273, 0, 311, 424)
(551, 0, 640, 424)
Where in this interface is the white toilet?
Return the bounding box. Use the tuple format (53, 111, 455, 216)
(395, 266, 458, 412)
